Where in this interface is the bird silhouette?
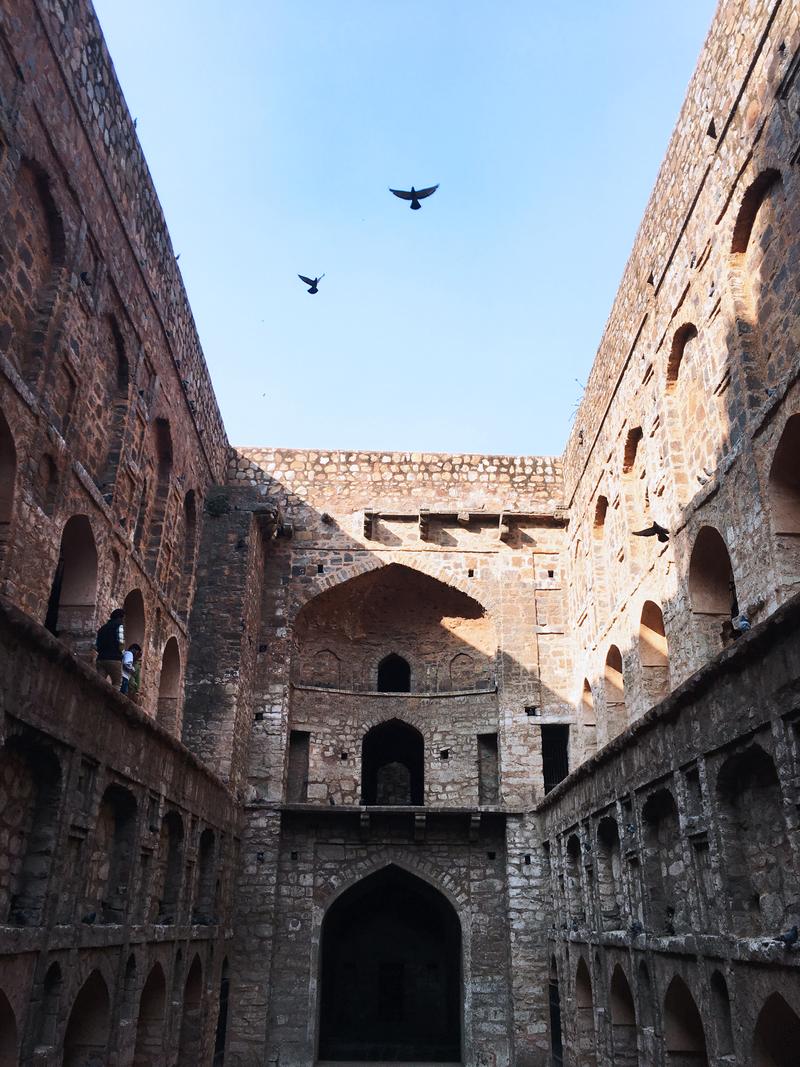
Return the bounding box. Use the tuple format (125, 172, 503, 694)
(389, 184, 439, 210)
(298, 274, 324, 294)
(632, 521, 670, 543)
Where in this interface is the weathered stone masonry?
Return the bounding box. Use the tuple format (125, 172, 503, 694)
(0, 0, 799, 1064)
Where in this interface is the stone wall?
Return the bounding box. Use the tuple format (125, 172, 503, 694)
(0, 596, 239, 1065)
(536, 592, 800, 1065)
(560, 0, 800, 755)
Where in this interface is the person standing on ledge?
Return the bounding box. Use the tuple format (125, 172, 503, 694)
(95, 608, 125, 687)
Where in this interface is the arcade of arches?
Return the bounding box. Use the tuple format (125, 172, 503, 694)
(0, 0, 799, 1065)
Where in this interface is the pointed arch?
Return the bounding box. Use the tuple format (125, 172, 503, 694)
(157, 637, 182, 731)
(318, 864, 461, 1062)
(688, 526, 738, 658)
(710, 970, 733, 1056)
(663, 976, 707, 1064)
(574, 957, 597, 1067)
(596, 816, 623, 930)
(377, 652, 411, 692)
(44, 515, 97, 642)
(753, 992, 800, 1066)
(642, 788, 684, 934)
(639, 600, 669, 707)
(603, 645, 627, 738)
(715, 744, 789, 935)
(145, 417, 173, 574)
(580, 679, 596, 760)
(610, 965, 638, 1065)
(180, 489, 198, 613)
(177, 955, 204, 1064)
(133, 963, 167, 1067)
(63, 970, 110, 1067)
(666, 323, 698, 388)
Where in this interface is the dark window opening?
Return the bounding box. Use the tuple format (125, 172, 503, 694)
(377, 654, 411, 693)
(478, 733, 499, 804)
(362, 720, 424, 805)
(287, 731, 310, 803)
(542, 725, 569, 794)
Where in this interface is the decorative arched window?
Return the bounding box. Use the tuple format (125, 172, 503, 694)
(377, 653, 411, 693)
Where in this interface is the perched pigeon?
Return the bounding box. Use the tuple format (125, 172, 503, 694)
(389, 184, 439, 210)
(298, 274, 324, 294)
(632, 521, 670, 543)
(777, 925, 798, 948)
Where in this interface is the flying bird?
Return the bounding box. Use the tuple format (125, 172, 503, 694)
(389, 184, 439, 210)
(632, 521, 670, 543)
(298, 274, 324, 294)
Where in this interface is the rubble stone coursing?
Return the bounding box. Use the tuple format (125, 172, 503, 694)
(0, 0, 799, 1064)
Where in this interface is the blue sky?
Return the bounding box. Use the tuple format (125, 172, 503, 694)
(93, 1, 717, 457)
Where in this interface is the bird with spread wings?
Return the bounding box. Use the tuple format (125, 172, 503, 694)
(389, 184, 439, 210)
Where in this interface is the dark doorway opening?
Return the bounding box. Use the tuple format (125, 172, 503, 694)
(541, 724, 569, 793)
(361, 720, 424, 805)
(377, 653, 411, 692)
(319, 865, 461, 1062)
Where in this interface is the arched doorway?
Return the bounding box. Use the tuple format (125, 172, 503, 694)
(133, 963, 166, 1066)
(663, 976, 707, 1065)
(63, 970, 110, 1066)
(157, 637, 181, 730)
(361, 720, 424, 805)
(44, 515, 97, 645)
(319, 865, 461, 1062)
(753, 993, 800, 1066)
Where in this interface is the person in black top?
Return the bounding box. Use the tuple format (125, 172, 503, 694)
(96, 608, 125, 687)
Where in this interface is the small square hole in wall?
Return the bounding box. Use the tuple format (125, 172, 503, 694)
(317, 563, 324, 574)
(525, 705, 539, 717)
(440, 749, 450, 760)
(487, 851, 496, 861)
(547, 569, 555, 579)
(340, 751, 348, 761)
(254, 711, 264, 722)
(467, 568, 474, 578)
(524, 854, 531, 865)
(290, 851, 299, 861)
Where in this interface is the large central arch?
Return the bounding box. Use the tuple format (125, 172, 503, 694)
(318, 864, 462, 1062)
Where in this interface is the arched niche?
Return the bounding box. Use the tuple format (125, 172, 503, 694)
(155, 810, 184, 923)
(603, 646, 627, 738)
(663, 976, 707, 1065)
(580, 679, 597, 760)
(63, 970, 110, 1067)
(44, 515, 97, 643)
(318, 865, 461, 1062)
(180, 489, 198, 614)
(574, 957, 597, 1067)
(591, 495, 611, 618)
(768, 414, 800, 595)
(157, 637, 181, 731)
(565, 833, 584, 922)
(710, 970, 733, 1056)
(291, 563, 495, 693)
(133, 964, 167, 1067)
(641, 788, 684, 934)
(361, 719, 424, 805)
(86, 314, 129, 492)
(715, 744, 789, 935)
(752, 992, 800, 1067)
(177, 956, 204, 1064)
(596, 816, 623, 931)
(123, 588, 146, 647)
(194, 827, 216, 923)
(145, 418, 173, 575)
(609, 965, 639, 1066)
(377, 653, 411, 693)
(2, 159, 65, 385)
(0, 734, 61, 926)
(86, 783, 137, 923)
(639, 601, 669, 707)
(688, 526, 738, 657)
